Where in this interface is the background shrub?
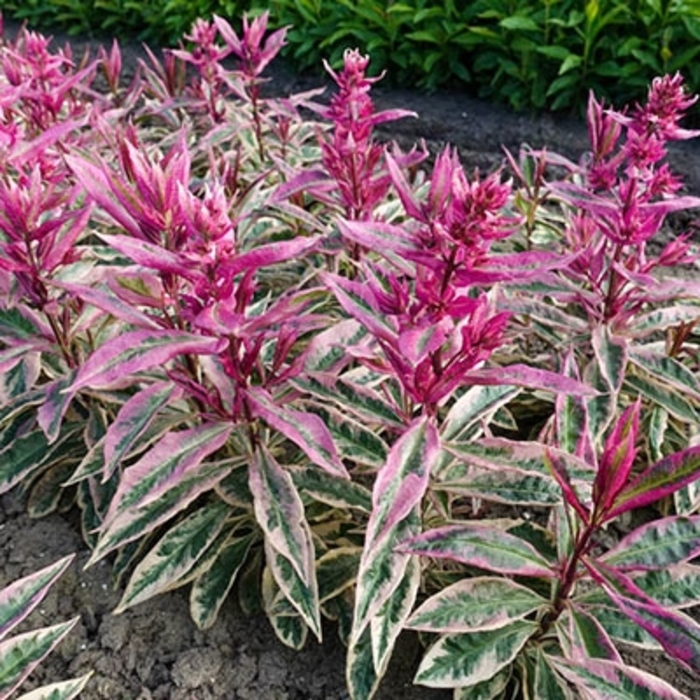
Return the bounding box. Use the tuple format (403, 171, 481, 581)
(4, 0, 700, 112)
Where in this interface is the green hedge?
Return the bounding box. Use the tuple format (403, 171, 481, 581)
(5, 0, 700, 112)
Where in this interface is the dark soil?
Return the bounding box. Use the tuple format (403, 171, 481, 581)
(2, 18, 700, 700)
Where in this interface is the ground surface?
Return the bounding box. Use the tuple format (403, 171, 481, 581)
(2, 17, 700, 700)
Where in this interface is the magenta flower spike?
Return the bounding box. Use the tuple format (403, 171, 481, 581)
(214, 12, 288, 80)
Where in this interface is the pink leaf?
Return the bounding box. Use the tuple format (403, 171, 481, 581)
(247, 386, 348, 479)
(72, 329, 227, 392)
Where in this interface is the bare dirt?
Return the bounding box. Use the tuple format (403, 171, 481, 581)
(3, 17, 700, 700)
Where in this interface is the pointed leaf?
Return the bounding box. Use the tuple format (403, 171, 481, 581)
(71, 330, 227, 392)
(250, 447, 320, 639)
(467, 365, 598, 396)
(591, 325, 628, 394)
(442, 385, 520, 443)
(602, 515, 700, 571)
(190, 531, 255, 630)
(337, 219, 420, 257)
(624, 373, 699, 423)
(368, 417, 440, 551)
(13, 673, 92, 700)
(591, 560, 700, 671)
(398, 523, 555, 578)
(629, 349, 700, 401)
(370, 555, 420, 676)
(291, 465, 372, 513)
(0, 556, 74, 642)
(0, 619, 79, 698)
(90, 424, 232, 563)
(556, 605, 621, 662)
(608, 444, 700, 519)
(116, 501, 230, 613)
(407, 577, 546, 634)
(103, 382, 182, 481)
(414, 621, 537, 688)
(247, 387, 348, 478)
(550, 657, 691, 699)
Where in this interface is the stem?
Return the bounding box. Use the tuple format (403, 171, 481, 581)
(538, 519, 597, 635)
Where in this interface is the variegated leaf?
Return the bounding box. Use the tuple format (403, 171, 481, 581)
(608, 444, 700, 519)
(441, 385, 520, 443)
(88, 424, 233, 564)
(444, 438, 595, 484)
(262, 568, 309, 650)
(0, 619, 79, 698)
(13, 673, 92, 700)
(601, 515, 700, 571)
(0, 556, 74, 641)
(103, 382, 182, 481)
(549, 657, 691, 699)
(436, 467, 562, 507)
(453, 665, 511, 700)
(414, 621, 537, 688)
(0, 425, 79, 496)
(116, 501, 230, 613)
(406, 577, 546, 634)
(346, 624, 380, 700)
(629, 564, 700, 609)
(190, 531, 255, 630)
(629, 349, 700, 401)
(591, 325, 628, 395)
(398, 523, 555, 578)
(624, 373, 699, 423)
(250, 447, 320, 639)
(369, 555, 420, 676)
(71, 330, 226, 392)
(525, 649, 575, 700)
(293, 375, 404, 430)
(366, 418, 440, 552)
(555, 605, 621, 662)
(308, 405, 389, 468)
(263, 540, 321, 641)
(291, 464, 372, 512)
(581, 604, 660, 649)
(316, 547, 362, 603)
(248, 387, 348, 478)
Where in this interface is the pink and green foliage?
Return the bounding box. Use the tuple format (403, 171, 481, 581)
(0, 555, 92, 700)
(2, 10, 700, 700)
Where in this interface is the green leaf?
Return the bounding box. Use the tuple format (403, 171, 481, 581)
(116, 500, 230, 613)
(406, 577, 546, 634)
(414, 621, 537, 688)
(190, 531, 255, 630)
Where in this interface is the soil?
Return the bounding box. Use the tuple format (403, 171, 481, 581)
(2, 17, 700, 700)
